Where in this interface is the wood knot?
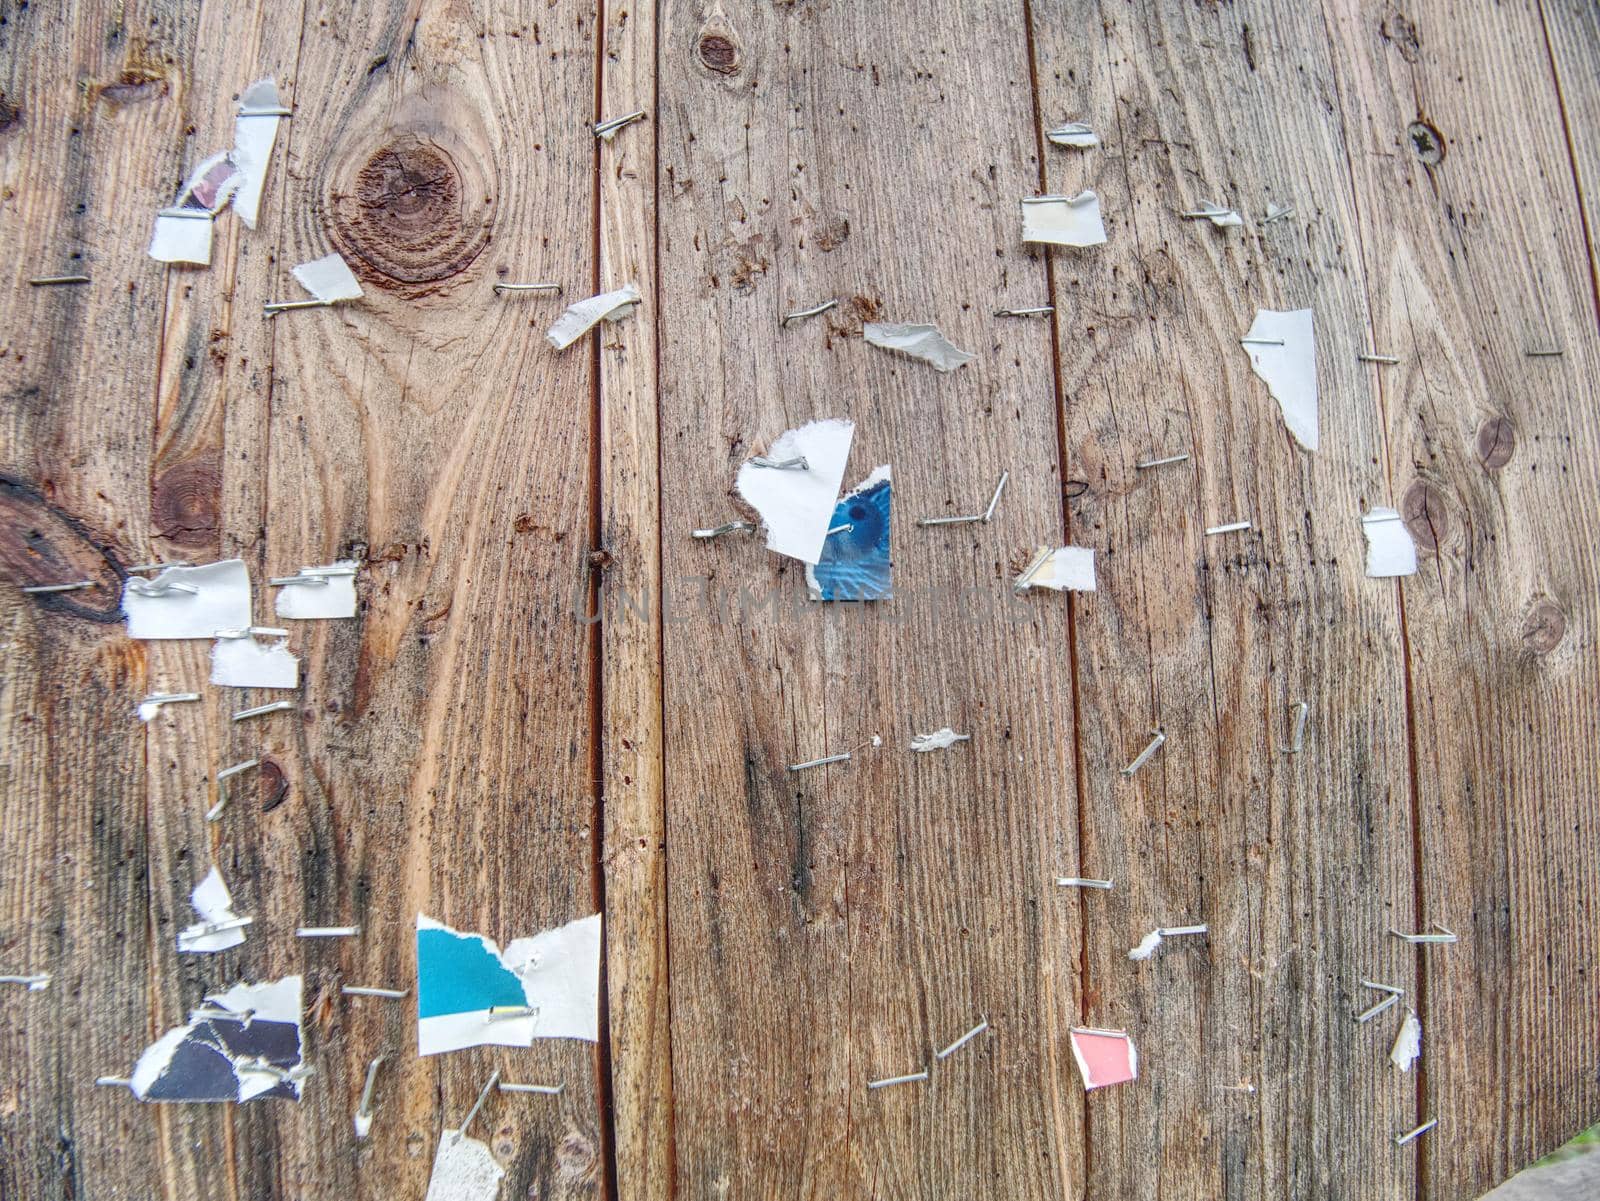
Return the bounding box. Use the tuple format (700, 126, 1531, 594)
(328, 134, 492, 295)
(698, 33, 740, 75)
(1400, 479, 1448, 551)
(1521, 598, 1567, 656)
(1407, 119, 1444, 166)
(96, 69, 169, 107)
(151, 452, 221, 550)
(259, 759, 289, 812)
(1475, 415, 1516, 470)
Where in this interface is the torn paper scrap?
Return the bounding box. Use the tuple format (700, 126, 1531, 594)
(1021, 192, 1106, 248)
(1015, 546, 1095, 593)
(1362, 508, 1417, 578)
(909, 728, 968, 753)
(1265, 201, 1295, 223)
(178, 868, 249, 954)
(546, 283, 641, 350)
(128, 976, 304, 1102)
(862, 323, 974, 373)
(1128, 925, 1207, 961)
(149, 212, 215, 265)
(123, 559, 253, 640)
(231, 78, 283, 230)
(417, 913, 602, 1056)
(425, 1131, 505, 1201)
(807, 467, 891, 601)
(1046, 122, 1099, 149)
(273, 561, 359, 619)
(1185, 199, 1243, 227)
(1390, 1010, 1422, 1072)
(735, 418, 855, 565)
(1070, 1027, 1138, 1091)
(1243, 309, 1317, 451)
(177, 150, 245, 216)
(212, 633, 299, 689)
(291, 253, 363, 303)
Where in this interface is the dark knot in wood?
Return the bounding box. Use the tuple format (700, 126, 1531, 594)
(1475, 416, 1516, 470)
(328, 135, 491, 294)
(151, 453, 221, 550)
(1400, 479, 1447, 551)
(698, 33, 740, 75)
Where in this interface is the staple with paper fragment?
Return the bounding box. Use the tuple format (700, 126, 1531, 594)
(1128, 924, 1207, 961)
(417, 912, 602, 1056)
(1045, 122, 1099, 148)
(212, 632, 299, 689)
(1181, 199, 1243, 227)
(231, 78, 284, 229)
(1070, 1027, 1137, 1090)
(120, 977, 305, 1102)
(735, 418, 854, 565)
(862, 322, 974, 372)
(178, 868, 251, 954)
(807, 467, 891, 601)
(1020, 192, 1107, 247)
(1242, 309, 1317, 451)
(1362, 508, 1417, 578)
(1390, 1010, 1422, 1072)
(283, 252, 364, 306)
(1013, 546, 1094, 593)
(273, 561, 359, 619)
(547, 283, 641, 350)
(123, 559, 252, 640)
(909, 728, 970, 753)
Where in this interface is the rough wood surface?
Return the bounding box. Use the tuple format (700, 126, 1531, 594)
(1, 3, 1598, 1200)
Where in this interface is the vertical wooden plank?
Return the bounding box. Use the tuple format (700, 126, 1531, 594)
(658, 2, 1084, 1196)
(253, 3, 605, 1199)
(596, 0, 673, 1198)
(0, 2, 196, 1198)
(1028, 2, 1415, 1198)
(1541, 1, 1600, 299)
(139, 9, 307, 1198)
(1324, 2, 1600, 1196)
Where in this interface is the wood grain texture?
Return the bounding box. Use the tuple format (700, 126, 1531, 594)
(1029, 3, 1417, 1198)
(596, 0, 673, 1198)
(1323, 1, 1600, 1195)
(656, 0, 1084, 1196)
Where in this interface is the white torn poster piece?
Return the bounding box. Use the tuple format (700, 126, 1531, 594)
(149, 212, 216, 265)
(1016, 546, 1095, 593)
(127, 977, 304, 1102)
(424, 1131, 505, 1201)
(1045, 122, 1099, 149)
(1390, 1010, 1422, 1072)
(734, 418, 855, 565)
(212, 634, 300, 689)
(231, 78, 283, 230)
(1362, 508, 1417, 578)
(1070, 1027, 1138, 1090)
(1186, 199, 1243, 227)
(291, 253, 363, 303)
(123, 559, 253, 640)
(1021, 192, 1107, 248)
(178, 868, 250, 954)
(1242, 308, 1317, 451)
(862, 323, 974, 373)
(417, 913, 602, 1057)
(273, 561, 359, 619)
(909, 728, 968, 753)
(546, 283, 641, 350)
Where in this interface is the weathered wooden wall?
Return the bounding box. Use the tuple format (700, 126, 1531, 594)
(0, 2, 1596, 1200)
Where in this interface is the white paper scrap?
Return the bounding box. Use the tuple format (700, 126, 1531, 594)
(1021, 192, 1107, 247)
(1017, 546, 1095, 593)
(274, 561, 359, 619)
(232, 78, 283, 230)
(1046, 122, 1099, 149)
(1390, 1010, 1422, 1072)
(862, 323, 974, 373)
(178, 868, 249, 954)
(1362, 508, 1417, 578)
(1187, 199, 1243, 227)
(417, 913, 603, 1057)
(149, 212, 215, 265)
(128, 976, 304, 1102)
(909, 728, 967, 753)
(424, 1131, 505, 1201)
(546, 283, 641, 350)
(1243, 309, 1317, 451)
(123, 559, 253, 640)
(212, 634, 299, 689)
(291, 253, 363, 303)
(1128, 930, 1164, 961)
(734, 418, 855, 565)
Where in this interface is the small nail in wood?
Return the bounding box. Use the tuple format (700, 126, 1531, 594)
(1120, 729, 1165, 776)
(494, 282, 562, 295)
(934, 1019, 989, 1060)
(788, 752, 850, 772)
(1395, 1118, 1437, 1146)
